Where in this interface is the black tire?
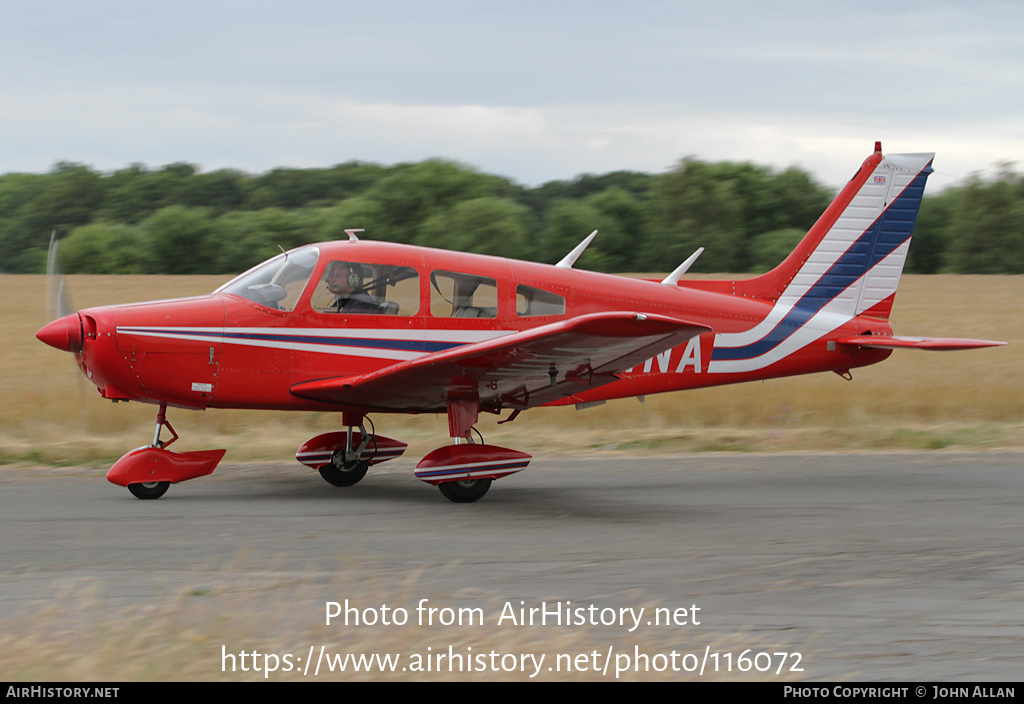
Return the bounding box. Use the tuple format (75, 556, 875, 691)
(438, 478, 492, 503)
(127, 481, 170, 500)
(318, 460, 369, 487)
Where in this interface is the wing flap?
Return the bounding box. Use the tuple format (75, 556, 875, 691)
(291, 312, 711, 411)
(838, 335, 1007, 351)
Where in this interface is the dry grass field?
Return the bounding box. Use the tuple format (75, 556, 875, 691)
(1, 564, 797, 681)
(2, 273, 1022, 466)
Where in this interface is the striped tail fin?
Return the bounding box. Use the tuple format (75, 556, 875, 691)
(706, 144, 935, 374)
(747, 144, 934, 317)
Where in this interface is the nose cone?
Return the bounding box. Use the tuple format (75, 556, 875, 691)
(37, 313, 83, 353)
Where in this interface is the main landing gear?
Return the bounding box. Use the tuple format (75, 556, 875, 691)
(414, 440, 530, 503)
(106, 403, 226, 499)
(295, 414, 408, 488)
(296, 404, 533, 503)
(317, 424, 371, 487)
(319, 458, 369, 487)
(412, 399, 532, 504)
(437, 477, 493, 504)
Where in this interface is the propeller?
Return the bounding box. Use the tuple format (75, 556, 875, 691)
(38, 231, 83, 353)
(38, 230, 88, 420)
(45, 230, 76, 322)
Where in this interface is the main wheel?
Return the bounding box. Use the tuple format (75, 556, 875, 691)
(438, 478, 492, 503)
(127, 481, 170, 500)
(318, 459, 369, 487)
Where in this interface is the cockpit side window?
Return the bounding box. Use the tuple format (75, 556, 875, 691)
(217, 246, 319, 311)
(429, 271, 498, 318)
(311, 261, 419, 315)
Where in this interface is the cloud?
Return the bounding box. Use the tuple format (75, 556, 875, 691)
(1, 2, 1023, 188)
(3, 78, 1023, 190)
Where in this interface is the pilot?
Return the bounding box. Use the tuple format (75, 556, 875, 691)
(324, 261, 381, 313)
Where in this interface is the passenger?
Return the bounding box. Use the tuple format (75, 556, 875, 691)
(323, 261, 381, 313)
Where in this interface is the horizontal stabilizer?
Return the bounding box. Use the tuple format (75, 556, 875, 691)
(838, 335, 1007, 351)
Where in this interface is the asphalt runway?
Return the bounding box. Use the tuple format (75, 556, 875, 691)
(2, 452, 1022, 681)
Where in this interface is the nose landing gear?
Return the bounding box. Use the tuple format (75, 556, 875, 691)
(106, 403, 226, 499)
(127, 481, 170, 500)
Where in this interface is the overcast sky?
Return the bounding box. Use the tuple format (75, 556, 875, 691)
(2, 1, 1022, 189)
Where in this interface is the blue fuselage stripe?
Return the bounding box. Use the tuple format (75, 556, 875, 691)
(125, 328, 463, 353)
(219, 332, 460, 353)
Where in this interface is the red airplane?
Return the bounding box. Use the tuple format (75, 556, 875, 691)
(36, 144, 1005, 502)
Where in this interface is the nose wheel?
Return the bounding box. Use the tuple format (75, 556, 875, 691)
(127, 481, 170, 500)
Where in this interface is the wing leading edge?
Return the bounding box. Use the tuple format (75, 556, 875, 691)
(290, 311, 712, 413)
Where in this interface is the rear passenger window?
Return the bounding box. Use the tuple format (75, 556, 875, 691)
(430, 271, 498, 318)
(516, 285, 565, 317)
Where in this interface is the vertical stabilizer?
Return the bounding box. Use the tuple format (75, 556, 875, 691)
(723, 148, 933, 316)
(707, 147, 934, 374)
(781, 150, 934, 319)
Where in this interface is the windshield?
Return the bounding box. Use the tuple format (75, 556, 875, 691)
(216, 246, 320, 311)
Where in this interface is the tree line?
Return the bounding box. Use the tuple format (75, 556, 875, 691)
(1, 157, 1022, 276)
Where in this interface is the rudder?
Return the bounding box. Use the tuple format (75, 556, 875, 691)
(848, 152, 933, 318)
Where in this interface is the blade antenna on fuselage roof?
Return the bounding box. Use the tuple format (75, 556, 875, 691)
(661, 247, 704, 285)
(556, 230, 598, 268)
